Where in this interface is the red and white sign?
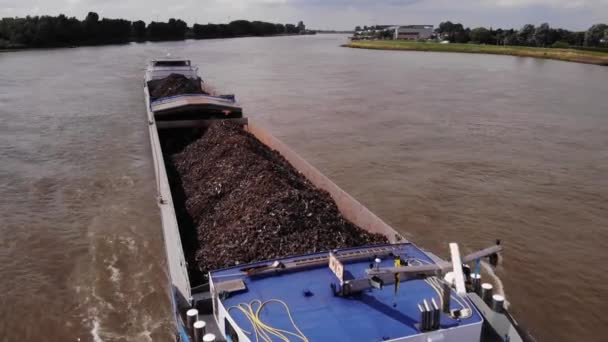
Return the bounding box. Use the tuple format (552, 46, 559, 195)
(329, 252, 344, 284)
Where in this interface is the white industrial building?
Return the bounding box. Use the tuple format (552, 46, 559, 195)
(392, 25, 434, 40)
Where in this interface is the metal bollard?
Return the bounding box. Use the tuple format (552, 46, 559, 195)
(492, 294, 505, 313)
(202, 333, 216, 342)
(186, 309, 198, 334)
(481, 283, 493, 304)
(193, 320, 206, 342)
(471, 273, 481, 294)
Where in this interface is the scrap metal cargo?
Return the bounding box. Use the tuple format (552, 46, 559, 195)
(160, 120, 387, 278)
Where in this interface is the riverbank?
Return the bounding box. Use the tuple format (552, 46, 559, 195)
(0, 14, 311, 52)
(344, 40, 608, 66)
(0, 33, 305, 53)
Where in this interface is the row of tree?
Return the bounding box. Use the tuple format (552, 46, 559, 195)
(437, 21, 607, 48)
(192, 21, 304, 39)
(0, 12, 307, 48)
(353, 22, 607, 48)
(0, 12, 132, 47)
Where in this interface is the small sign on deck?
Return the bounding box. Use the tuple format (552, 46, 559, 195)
(329, 252, 344, 284)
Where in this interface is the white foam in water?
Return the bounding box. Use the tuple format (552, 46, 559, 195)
(119, 235, 137, 253)
(139, 329, 153, 342)
(138, 313, 164, 342)
(91, 319, 104, 342)
(107, 258, 121, 284)
(105, 252, 123, 295)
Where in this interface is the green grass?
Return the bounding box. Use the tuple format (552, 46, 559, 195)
(344, 40, 608, 66)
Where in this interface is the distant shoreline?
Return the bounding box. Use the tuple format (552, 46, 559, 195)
(344, 40, 608, 66)
(0, 33, 307, 53)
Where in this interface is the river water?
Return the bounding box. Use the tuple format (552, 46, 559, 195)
(1, 34, 607, 342)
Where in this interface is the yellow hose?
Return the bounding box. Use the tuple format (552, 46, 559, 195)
(228, 299, 309, 342)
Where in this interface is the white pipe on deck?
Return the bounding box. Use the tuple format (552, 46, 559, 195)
(449, 243, 467, 295)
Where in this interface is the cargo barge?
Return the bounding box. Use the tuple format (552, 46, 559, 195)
(144, 57, 532, 342)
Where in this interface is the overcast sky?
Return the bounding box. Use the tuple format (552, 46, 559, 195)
(1, 0, 607, 31)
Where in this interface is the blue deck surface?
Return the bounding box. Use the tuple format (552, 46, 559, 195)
(211, 244, 482, 341)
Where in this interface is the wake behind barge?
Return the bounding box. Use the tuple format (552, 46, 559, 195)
(144, 57, 532, 342)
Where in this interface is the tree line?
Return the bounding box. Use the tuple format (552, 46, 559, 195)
(436, 21, 607, 48)
(354, 22, 607, 49)
(0, 12, 307, 49)
(192, 21, 304, 39)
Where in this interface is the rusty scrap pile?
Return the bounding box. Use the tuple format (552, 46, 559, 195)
(147, 73, 206, 100)
(166, 121, 387, 274)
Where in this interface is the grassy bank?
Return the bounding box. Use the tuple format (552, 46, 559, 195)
(344, 40, 608, 66)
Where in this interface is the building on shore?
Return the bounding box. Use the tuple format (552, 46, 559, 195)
(351, 24, 434, 41)
(392, 25, 434, 40)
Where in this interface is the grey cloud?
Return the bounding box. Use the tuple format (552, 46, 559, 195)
(0, 0, 605, 30)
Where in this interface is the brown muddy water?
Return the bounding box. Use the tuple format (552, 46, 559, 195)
(1, 34, 607, 342)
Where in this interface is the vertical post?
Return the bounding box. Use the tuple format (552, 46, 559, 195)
(423, 299, 432, 331)
(471, 273, 482, 294)
(418, 304, 428, 332)
(492, 295, 505, 313)
(186, 309, 198, 335)
(442, 281, 451, 313)
(193, 321, 206, 342)
(431, 298, 441, 330)
(481, 283, 493, 304)
(449, 243, 467, 295)
(474, 258, 481, 278)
